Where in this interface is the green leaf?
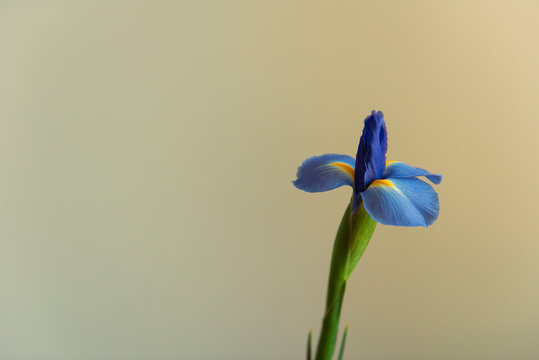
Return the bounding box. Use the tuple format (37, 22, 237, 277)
(337, 325, 349, 360)
(307, 330, 312, 360)
(346, 203, 376, 279)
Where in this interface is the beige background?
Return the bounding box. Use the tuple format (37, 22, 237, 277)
(1, 1, 538, 359)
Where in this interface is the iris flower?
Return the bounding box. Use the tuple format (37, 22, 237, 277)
(294, 110, 442, 360)
(293, 110, 442, 227)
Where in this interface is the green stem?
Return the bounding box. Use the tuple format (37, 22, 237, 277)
(315, 203, 352, 360)
(314, 200, 377, 360)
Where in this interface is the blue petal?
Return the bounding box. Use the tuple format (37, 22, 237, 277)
(383, 161, 443, 184)
(360, 177, 440, 227)
(355, 111, 388, 193)
(293, 154, 355, 193)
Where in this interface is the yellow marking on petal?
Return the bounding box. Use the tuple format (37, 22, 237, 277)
(331, 162, 355, 178)
(370, 179, 395, 187)
(386, 160, 398, 165)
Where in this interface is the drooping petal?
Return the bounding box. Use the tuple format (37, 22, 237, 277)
(355, 111, 388, 193)
(293, 154, 356, 193)
(360, 177, 440, 227)
(383, 161, 443, 184)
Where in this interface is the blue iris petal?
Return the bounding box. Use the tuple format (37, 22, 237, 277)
(355, 111, 388, 193)
(360, 177, 440, 227)
(383, 161, 443, 184)
(293, 154, 356, 193)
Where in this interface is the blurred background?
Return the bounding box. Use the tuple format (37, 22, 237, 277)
(1, 1, 538, 359)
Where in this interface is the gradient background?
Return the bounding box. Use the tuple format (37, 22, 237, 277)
(1, 1, 538, 359)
